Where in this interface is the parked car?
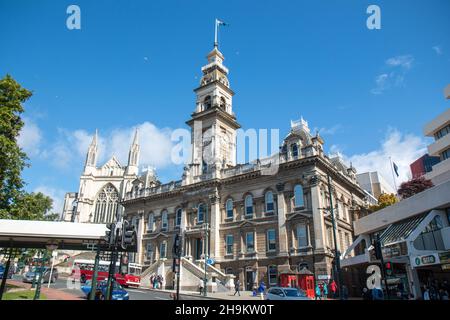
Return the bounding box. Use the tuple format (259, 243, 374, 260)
(81, 279, 129, 300)
(22, 267, 59, 283)
(265, 287, 311, 300)
(0, 265, 14, 279)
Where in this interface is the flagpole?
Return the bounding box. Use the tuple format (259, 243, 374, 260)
(214, 19, 218, 48)
(389, 156, 398, 194)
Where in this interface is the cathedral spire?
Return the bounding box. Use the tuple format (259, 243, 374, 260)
(84, 129, 98, 171)
(127, 128, 140, 175)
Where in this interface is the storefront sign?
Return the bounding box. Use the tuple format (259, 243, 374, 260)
(411, 253, 440, 267)
(441, 264, 450, 271)
(317, 275, 331, 280)
(439, 251, 450, 264)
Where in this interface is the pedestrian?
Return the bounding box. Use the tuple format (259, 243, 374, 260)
(342, 285, 348, 300)
(199, 278, 205, 295)
(423, 285, 430, 300)
(258, 281, 266, 300)
(233, 279, 241, 296)
(362, 287, 372, 300)
(330, 280, 337, 299)
(315, 283, 322, 300)
(322, 282, 328, 300)
(372, 287, 384, 300)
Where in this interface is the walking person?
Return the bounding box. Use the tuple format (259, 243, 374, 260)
(199, 278, 205, 295)
(330, 280, 337, 299)
(315, 283, 322, 300)
(233, 279, 241, 296)
(258, 281, 266, 300)
(322, 282, 328, 300)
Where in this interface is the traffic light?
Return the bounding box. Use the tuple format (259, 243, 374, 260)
(104, 223, 116, 246)
(121, 220, 136, 251)
(385, 262, 393, 276)
(373, 239, 383, 260)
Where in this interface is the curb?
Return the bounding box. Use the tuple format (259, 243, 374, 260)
(138, 286, 220, 300)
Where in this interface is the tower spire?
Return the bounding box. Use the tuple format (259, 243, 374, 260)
(127, 128, 140, 175)
(84, 129, 99, 172)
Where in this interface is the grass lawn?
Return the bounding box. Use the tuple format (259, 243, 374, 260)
(3, 289, 47, 300)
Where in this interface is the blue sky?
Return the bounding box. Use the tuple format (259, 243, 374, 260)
(1, 0, 449, 212)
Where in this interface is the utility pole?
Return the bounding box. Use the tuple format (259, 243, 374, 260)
(34, 250, 48, 300)
(89, 246, 101, 300)
(0, 247, 13, 300)
(203, 206, 209, 297)
(327, 173, 343, 300)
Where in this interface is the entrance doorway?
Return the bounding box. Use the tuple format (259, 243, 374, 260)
(194, 238, 203, 260)
(246, 269, 255, 291)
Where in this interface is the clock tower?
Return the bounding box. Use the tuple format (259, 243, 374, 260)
(184, 46, 240, 184)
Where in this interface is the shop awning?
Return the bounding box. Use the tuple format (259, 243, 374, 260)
(379, 213, 427, 246)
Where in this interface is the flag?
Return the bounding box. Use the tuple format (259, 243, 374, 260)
(217, 19, 228, 26)
(393, 162, 399, 177)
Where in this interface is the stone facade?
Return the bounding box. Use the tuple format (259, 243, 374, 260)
(121, 45, 368, 291)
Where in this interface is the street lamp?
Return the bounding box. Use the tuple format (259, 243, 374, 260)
(47, 244, 58, 288)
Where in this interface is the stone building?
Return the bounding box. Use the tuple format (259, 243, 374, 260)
(122, 44, 368, 291)
(61, 129, 157, 224)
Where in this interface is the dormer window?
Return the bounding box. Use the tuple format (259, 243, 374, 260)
(291, 143, 299, 158)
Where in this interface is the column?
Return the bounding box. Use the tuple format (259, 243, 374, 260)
(276, 183, 288, 256)
(310, 182, 326, 252)
(137, 210, 145, 265)
(406, 263, 421, 299)
(209, 192, 221, 260)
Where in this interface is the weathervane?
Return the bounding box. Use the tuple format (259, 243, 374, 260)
(214, 18, 228, 48)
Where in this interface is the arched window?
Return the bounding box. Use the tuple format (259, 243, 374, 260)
(220, 96, 226, 109)
(198, 203, 206, 223)
(175, 208, 182, 227)
(291, 143, 299, 158)
(161, 210, 168, 231)
(294, 184, 304, 208)
(148, 213, 155, 232)
(204, 96, 211, 110)
(265, 191, 274, 213)
(94, 184, 119, 223)
(245, 195, 254, 216)
(226, 199, 233, 219)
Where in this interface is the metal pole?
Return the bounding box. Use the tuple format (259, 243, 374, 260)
(214, 19, 218, 47)
(47, 251, 56, 288)
(376, 234, 390, 300)
(89, 246, 101, 300)
(0, 247, 13, 300)
(389, 157, 398, 194)
(105, 247, 117, 300)
(34, 250, 47, 300)
(327, 173, 343, 300)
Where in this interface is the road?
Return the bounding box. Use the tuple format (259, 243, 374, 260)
(12, 275, 209, 300)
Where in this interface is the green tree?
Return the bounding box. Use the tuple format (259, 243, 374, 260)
(369, 193, 398, 212)
(0, 74, 31, 217)
(0, 74, 57, 220)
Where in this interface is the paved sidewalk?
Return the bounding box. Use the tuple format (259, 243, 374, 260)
(6, 279, 82, 300)
(140, 286, 262, 300)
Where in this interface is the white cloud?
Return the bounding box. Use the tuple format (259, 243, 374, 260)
(385, 55, 414, 69)
(312, 124, 343, 136)
(432, 45, 443, 55)
(371, 55, 414, 95)
(33, 185, 66, 215)
(336, 129, 427, 190)
(49, 122, 175, 172)
(18, 117, 42, 157)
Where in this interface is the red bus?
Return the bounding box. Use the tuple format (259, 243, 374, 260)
(71, 259, 141, 287)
